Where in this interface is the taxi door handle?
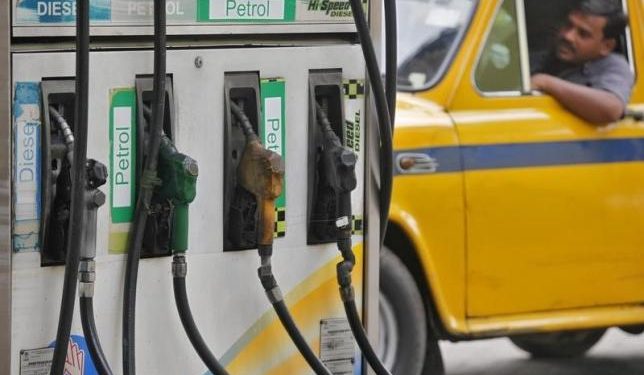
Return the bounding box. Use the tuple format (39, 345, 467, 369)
(625, 109, 644, 121)
(396, 153, 439, 174)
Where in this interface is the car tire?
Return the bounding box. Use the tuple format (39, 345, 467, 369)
(509, 329, 606, 358)
(379, 246, 444, 375)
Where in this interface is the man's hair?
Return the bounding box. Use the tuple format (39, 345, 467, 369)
(574, 0, 628, 40)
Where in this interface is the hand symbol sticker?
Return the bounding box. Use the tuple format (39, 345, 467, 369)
(63, 339, 85, 375)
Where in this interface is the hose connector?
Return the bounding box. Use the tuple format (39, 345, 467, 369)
(79, 260, 96, 298)
(258, 262, 283, 304)
(172, 255, 188, 278)
(336, 260, 354, 288)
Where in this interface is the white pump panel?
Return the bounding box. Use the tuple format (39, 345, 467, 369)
(9, 45, 370, 375)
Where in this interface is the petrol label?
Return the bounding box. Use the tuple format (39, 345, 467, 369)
(12, 82, 42, 253)
(115, 0, 195, 22)
(109, 88, 137, 253)
(198, 0, 295, 22)
(260, 78, 287, 237)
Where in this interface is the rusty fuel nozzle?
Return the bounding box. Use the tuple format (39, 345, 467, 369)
(231, 101, 285, 248)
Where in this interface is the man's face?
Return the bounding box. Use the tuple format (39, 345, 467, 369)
(556, 10, 616, 64)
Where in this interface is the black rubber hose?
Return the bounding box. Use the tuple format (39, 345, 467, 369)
(122, 0, 166, 374)
(230, 101, 256, 138)
(384, 0, 398, 125)
(272, 300, 333, 375)
(173, 276, 230, 375)
(348, 0, 393, 243)
(80, 297, 114, 375)
(344, 299, 392, 375)
(49, 0, 89, 373)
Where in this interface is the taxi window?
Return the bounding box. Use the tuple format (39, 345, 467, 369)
(397, 0, 477, 91)
(474, 0, 523, 93)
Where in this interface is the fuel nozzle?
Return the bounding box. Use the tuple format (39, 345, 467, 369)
(316, 102, 358, 260)
(80, 160, 108, 263)
(158, 137, 230, 375)
(76, 159, 114, 375)
(317, 100, 393, 375)
(230, 101, 285, 254)
(157, 135, 198, 254)
(79, 159, 108, 299)
(231, 100, 332, 375)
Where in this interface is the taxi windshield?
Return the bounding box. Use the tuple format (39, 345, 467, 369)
(397, 0, 477, 91)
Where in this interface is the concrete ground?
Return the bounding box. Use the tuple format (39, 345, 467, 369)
(441, 328, 644, 375)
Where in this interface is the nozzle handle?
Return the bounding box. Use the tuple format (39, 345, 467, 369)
(172, 204, 189, 253)
(258, 197, 276, 247)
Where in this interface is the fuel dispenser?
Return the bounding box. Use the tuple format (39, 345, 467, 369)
(2, 0, 397, 374)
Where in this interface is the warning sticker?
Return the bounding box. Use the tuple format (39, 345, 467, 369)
(22, 336, 99, 374)
(320, 318, 355, 374)
(323, 360, 355, 375)
(20, 347, 53, 375)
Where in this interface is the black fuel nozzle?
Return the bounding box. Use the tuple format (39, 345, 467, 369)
(81, 160, 107, 260)
(316, 103, 357, 260)
(86, 159, 108, 190)
(79, 159, 107, 295)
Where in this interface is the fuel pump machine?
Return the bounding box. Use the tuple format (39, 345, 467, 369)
(0, 0, 394, 374)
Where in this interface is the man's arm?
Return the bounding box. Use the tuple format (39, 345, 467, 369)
(531, 73, 624, 124)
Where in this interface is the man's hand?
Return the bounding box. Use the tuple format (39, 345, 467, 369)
(530, 73, 625, 124)
(531, 73, 554, 93)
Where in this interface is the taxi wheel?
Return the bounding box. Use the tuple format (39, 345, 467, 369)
(509, 329, 606, 358)
(379, 247, 444, 375)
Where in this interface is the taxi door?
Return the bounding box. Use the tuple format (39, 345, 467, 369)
(448, 0, 644, 318)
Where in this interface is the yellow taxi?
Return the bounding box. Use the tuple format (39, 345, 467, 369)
(380, 1, 644, 373)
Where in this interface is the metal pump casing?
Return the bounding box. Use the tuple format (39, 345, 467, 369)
(2, 1, 382, 373)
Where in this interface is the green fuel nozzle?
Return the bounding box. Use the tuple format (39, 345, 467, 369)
(157, 135, 198, 253)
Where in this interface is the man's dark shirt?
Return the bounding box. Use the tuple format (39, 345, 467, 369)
(537, 53, 635, 105)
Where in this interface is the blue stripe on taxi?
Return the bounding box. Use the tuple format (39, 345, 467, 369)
(394, 138, 644, 175)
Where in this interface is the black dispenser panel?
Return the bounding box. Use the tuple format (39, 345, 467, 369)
(135, 75, 176, 258)
(40, 78, 76, 266)
(223, 72, 261, 252)
(307, 70, 346, 245)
